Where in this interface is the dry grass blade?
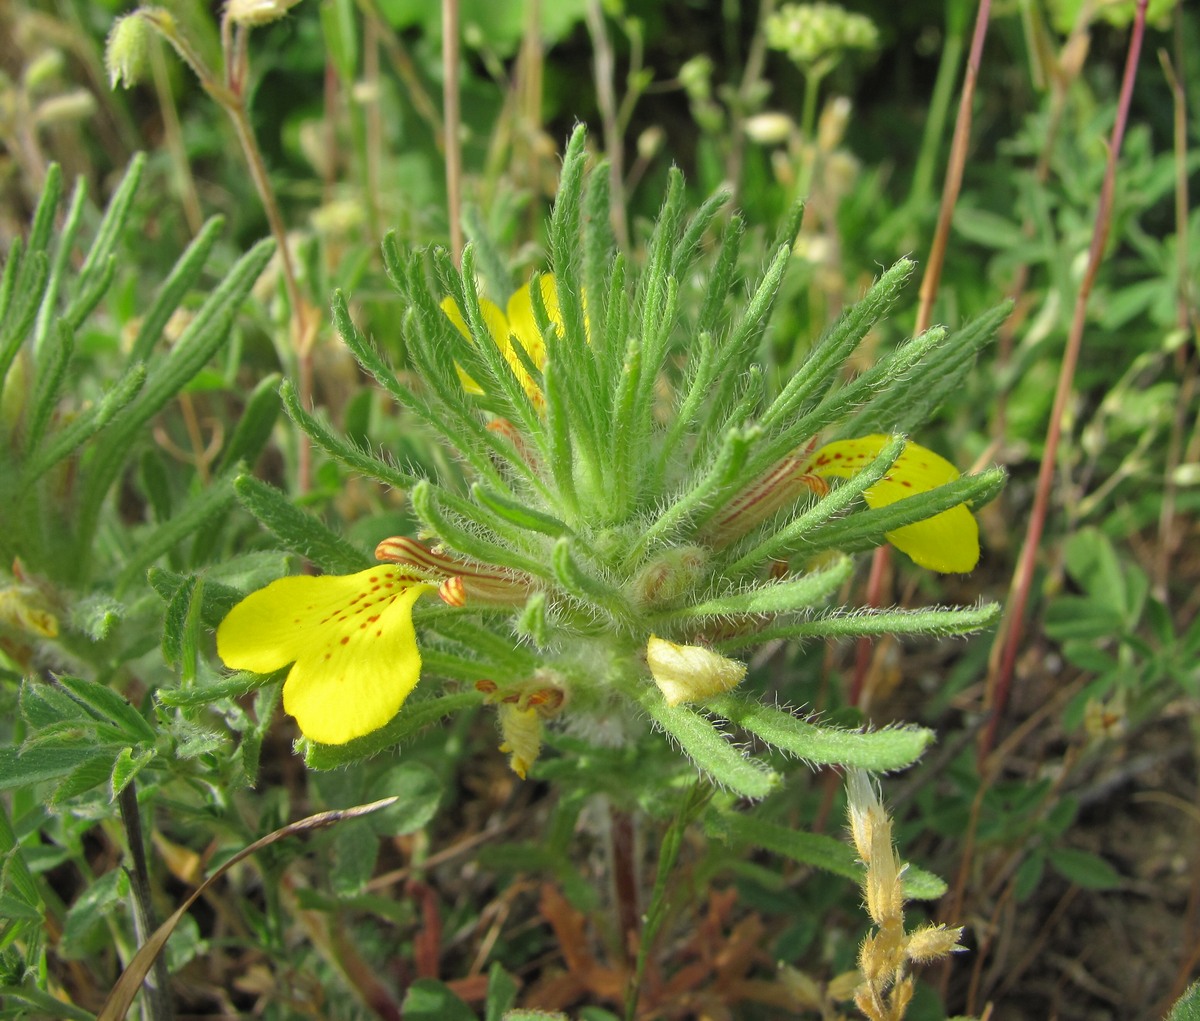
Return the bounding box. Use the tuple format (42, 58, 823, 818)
(95, 796, 401, 1021)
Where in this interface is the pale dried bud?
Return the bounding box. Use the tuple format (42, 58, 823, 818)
(745, 112, 795, 146)
(34, 90, 97, 126)
(105, 14, 150, 89)
(637, 125, 665, 162)
(904, 924, 965, 963)
(827, 969, 864, 1001)
(225, 0, 303, 28)
(646, 636, 746, 706)
(817, 95, 852, 151)
(23, 50, 66, 93)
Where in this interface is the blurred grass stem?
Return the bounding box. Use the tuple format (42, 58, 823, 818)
(586, 0, 629, 249)
(149, 38, 203, 235)
(1154, 32, 1197, 605)
(443, 0, 464, 265)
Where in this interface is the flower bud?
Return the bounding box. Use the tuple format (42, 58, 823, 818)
(105, 14, 150, 90)
(498, 704, 541, 779)
(225, 0, 304, 28)
(745, 112, 795, 146)
(646, 636, 746, 706)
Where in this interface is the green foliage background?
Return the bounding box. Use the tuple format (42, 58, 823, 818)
(0, 0, 1197, 1018)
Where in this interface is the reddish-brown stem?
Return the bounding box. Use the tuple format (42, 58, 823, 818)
(442, 0, 464, 265)
(610, 806, 640, 962)
(915, 0, 993, 336)
(1153, 31, 1196, 604)
(981, 0, 1151, 764)
(850, 0, 992, 704)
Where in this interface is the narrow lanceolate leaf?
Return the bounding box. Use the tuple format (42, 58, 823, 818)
(234, 475, 372, 575)
(706, 810, 860, 880)
(760, 258, 916, 433)
(23, 318, 74, 458)
(721, 601, 1002, 649)
(56, 676, 157, 746)
(637, 690, 778, 800)
(707, 694, 933, 771)
(707, 812, 947, 900)
(279, 379, 422, 491)
(302, 690, 487, 769)
(75, 238, 275, 568)
(471, 484, 572, 538)
(156, 671, 280, 708)
(662, 555, 852, 621)
(795, 468, 1006, 562)
(130, 215, 226, 364)
(215, 373, 281, 473)
(19, 364, 146, 488)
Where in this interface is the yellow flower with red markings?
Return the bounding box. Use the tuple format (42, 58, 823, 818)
(809, 435, 978, 573)
(708, 434, 979, 573)
(217, 566, 432, 745)
(441, 275, 565, 407)
(216, 540, 538, 747)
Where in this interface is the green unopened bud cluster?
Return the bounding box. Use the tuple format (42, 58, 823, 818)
(766, 2, 880, 71)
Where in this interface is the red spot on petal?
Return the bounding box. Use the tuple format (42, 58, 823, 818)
(324, 652, 332, 660)
(832, 452, 843, 459)
(901, 479, 913, 488)
(340, 636, 350, 645)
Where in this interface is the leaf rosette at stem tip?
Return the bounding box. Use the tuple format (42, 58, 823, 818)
(208, 123, 1005, 789)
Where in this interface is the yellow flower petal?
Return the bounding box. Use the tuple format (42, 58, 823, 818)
(504, 275, 557, 372)
(439, 294, 511, 396)
(217, 566, 432, 744)
(809, 435, 980, 573)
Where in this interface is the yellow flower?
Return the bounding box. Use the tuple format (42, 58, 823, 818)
(441, 275, 564, 407)
(706, 435, 980, 573)
(807, 435, 979, 573)
(216, 566, 432, 745)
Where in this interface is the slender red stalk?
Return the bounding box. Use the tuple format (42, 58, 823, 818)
(981, 0, 1151, 763)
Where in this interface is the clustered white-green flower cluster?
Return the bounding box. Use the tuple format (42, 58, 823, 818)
(765, 2, 880, 71)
